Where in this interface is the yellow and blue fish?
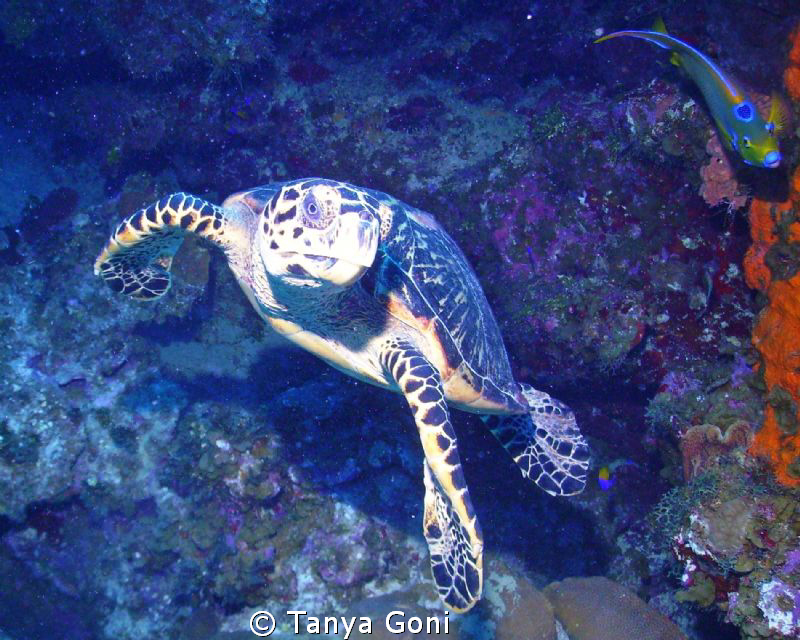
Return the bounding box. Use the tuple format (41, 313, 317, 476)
(597, 459, 637, 491)
(597, 465, 614, 491)
(595, 19, 787, 169)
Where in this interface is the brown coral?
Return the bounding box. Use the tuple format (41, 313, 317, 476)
(543, 577, 687, 640)
(680, 421, 753, 481)
(696, 497, 755, 558)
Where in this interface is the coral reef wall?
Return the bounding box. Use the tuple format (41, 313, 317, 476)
(0, 1, 799, 639)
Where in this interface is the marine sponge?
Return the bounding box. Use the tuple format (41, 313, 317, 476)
(745, 33, 800, 293)
(680, 421, 752, 481)
(785, 24, 800, 102)
(543, 576, 686, 640)
(699, 133, 748, 211)
(750, 268, 800, 486)
(745, 153, 800, 486)
(743, 197, 789, 293)
(757, 578, 800, 637)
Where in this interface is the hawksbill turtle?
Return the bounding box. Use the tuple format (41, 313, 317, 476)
(94, 178, 590, 612)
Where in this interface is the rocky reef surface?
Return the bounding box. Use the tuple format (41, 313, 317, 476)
(1, 1, 799, 639)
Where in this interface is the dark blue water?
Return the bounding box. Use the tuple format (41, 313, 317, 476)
(1, 1, 797, 638)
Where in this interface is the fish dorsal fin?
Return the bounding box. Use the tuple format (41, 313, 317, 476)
(651, 17, 681, 66)
(768, 92, 789, 135)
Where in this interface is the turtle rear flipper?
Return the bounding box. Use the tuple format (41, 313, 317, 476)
(484, 383, 590, 496)
(94, 193, 228, 300)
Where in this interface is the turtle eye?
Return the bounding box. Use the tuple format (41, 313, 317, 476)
(743, 136, 751, 148)
(766, 122, 775, 135)
(302, 193, 332, 229)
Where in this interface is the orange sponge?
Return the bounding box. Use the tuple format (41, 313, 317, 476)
(747, 161, 800, 486)
(750, 272, 800, 486)
(787, 25, 800, 101)
(743, 25, 800, 486)
(743, 198, 783, 292)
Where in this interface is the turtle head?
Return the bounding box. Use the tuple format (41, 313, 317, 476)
(259, 181, 380, 289)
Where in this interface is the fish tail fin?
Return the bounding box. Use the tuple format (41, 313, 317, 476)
(652, 17, 681, 66)
(768, 92, 789, 134)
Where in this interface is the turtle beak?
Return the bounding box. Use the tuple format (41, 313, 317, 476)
(298, 210, 378, 267)
(316, 210, 378, 286)
(300, 210, 379, 287)
(260, 208, 380, 287)
(343, 210, 379, 268)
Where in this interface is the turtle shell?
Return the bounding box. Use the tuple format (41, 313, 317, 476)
(364, 189, 526, 414)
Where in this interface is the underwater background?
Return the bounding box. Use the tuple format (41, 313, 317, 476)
(1, 0, 800, 638)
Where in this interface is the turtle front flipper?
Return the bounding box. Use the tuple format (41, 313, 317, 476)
(483, 383, 590, 496)
(94, 193, 229, 300)
(381, 340, 483, 612)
